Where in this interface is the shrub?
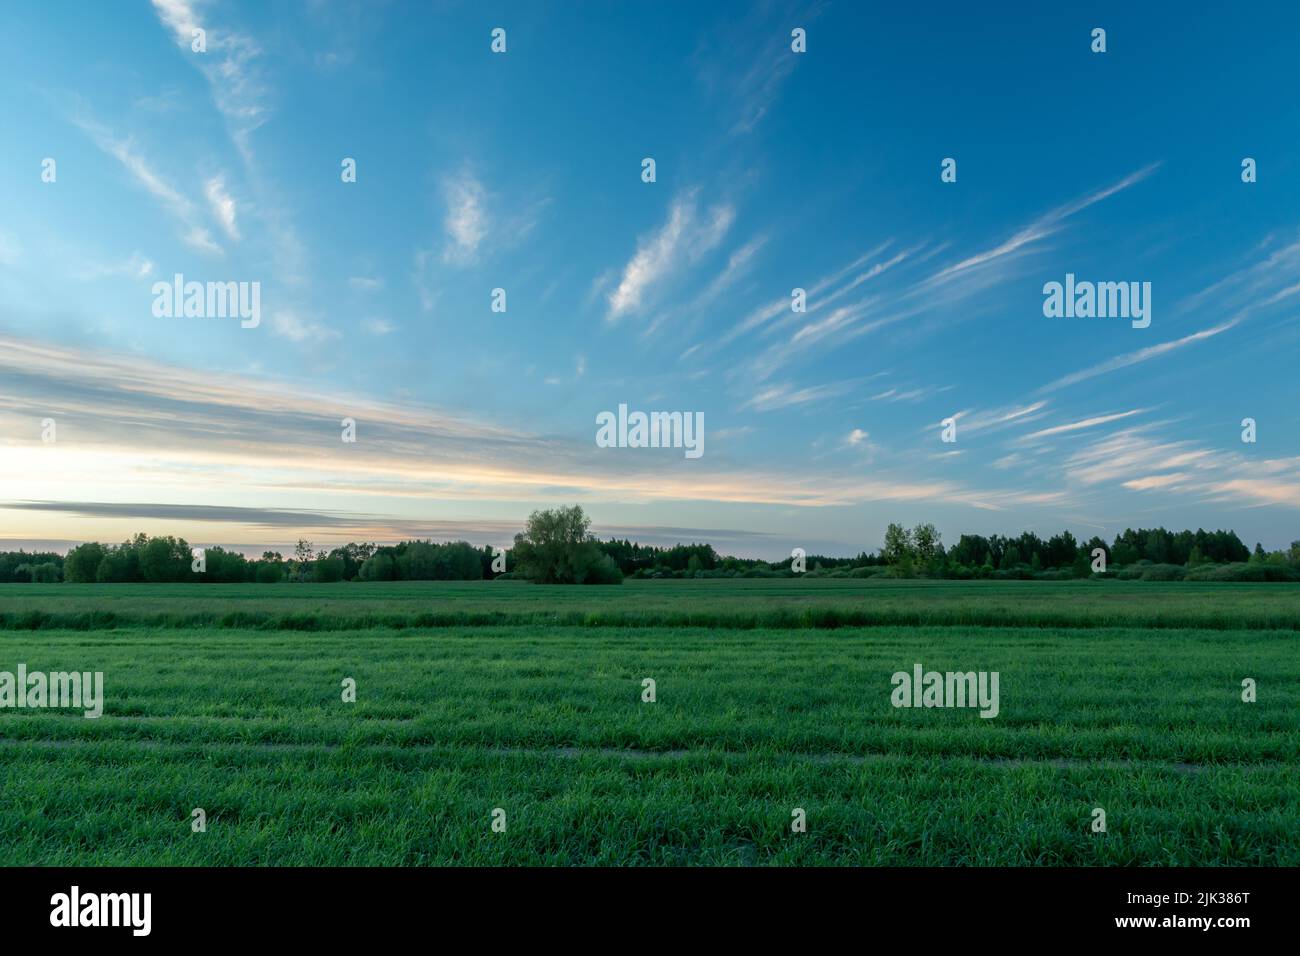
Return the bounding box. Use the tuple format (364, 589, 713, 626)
(313, 555, 345, 582)
(358, 553, 397, 581)
(1140, 564, 1186, 581)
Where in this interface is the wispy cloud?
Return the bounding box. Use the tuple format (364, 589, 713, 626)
(606, 192, 735, 322)
(932, 401, 1051, 436)
(74, 253, 156, 281)
(71, 114, 221, 255)
(442, 170, 489, 265)
(741, 379, 857, 412)
(926, 163, 1160, 287)
(270, 310, 339, 343)
(1038, 317, 1242, 394)
(1022, 408, 1147, 441)
(204, 175, 240, 241)
(0, 334, 1053, 522)
(150, 0, 270, 161)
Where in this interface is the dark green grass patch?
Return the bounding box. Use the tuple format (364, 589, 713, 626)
(0, 624, 1294, 865)
(1, 579, 1297, 631)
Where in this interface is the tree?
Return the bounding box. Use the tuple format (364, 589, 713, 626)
(912, 523, 940, 563)
(511, 505, 623, 584)
(1112, 542, 1139, 566)
(882, 523, 914, 565)
(139, 536, 189, 582)
(63, 542, 105, 583)
(314, 555, 345, 582)
(358, 553, 396, 581)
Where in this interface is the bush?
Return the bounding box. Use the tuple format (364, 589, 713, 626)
(313, 555, 345, 582)
(63, 543, 105, 583)
(358, 553, 397, 581)
(1140, 563, 1186, 581)
(512, 505, 623, 585)
(1035, 569, 1073, 581)
(847, 566, 884, 578)
(1185, 561, 1300, 582)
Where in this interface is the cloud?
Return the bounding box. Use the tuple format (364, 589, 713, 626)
(870, 385, 950, 404)
(931, 401, 1050, 436)
(74, 253, 156, 281)
(71, 114, 221, 255)
(270, 310, 339, 343)
(1211, 478, 1300, 509)
(6, 500, 379, 529)
(698, 5, 821, 135)
(1122, 473, 1190, 491)
(741, 379, 856, 412)
(926, 163, 1160, 287)
(1038, 318, 1242, 394)
(349, 276, 383, 291)
(606, 192, 735, 322)
(442, 171, 489, 265)
(1063, 426, 1217, 487)
(1022, 408, 1147, 441)
(362, 317, 395, 335)
(0, 334, 1055, 526)
(204, 175, 240, 241)
(151, 0, 270, 161)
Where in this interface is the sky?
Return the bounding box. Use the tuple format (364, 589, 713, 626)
(1, 0, 1298, 559)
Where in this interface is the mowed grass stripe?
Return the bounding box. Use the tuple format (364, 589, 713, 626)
(1, 745, 1294, 865)
(2, 627, 1295, 763)
(3, 579, 1299, 630)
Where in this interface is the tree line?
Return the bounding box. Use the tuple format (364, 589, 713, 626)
(1, 507, 1297, 583)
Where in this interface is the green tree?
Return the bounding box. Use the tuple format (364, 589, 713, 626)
(139, 536, 189, 582)
(358, 553, 397, 581)
(314, 555, 345, 582)
(512, 505, 623, 584)
(912, 523, 940, 563)
(63, 542, 105, 583)
(882, 523, 914, 566)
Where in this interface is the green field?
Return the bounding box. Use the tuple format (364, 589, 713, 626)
(0, 580, 1296, 865)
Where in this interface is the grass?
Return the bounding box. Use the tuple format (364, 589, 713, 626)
(2, 578, 1299, 631)
(0, 580, 1296, 865)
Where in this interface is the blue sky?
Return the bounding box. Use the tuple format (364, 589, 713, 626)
(1, 0, 1298, 558)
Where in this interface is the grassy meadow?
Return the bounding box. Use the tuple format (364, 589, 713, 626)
(0, 579, 1296, 865)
